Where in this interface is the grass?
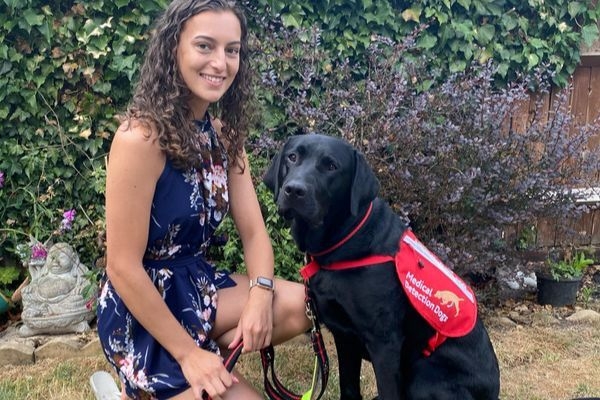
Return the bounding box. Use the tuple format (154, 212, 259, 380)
(1, 304, 599, 400)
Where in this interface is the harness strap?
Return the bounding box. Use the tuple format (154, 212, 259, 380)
(423, 332, 448, 357)
(301, 233, 456, 357)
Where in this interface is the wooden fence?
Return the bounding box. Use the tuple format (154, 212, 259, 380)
(513, 57, 600, 248)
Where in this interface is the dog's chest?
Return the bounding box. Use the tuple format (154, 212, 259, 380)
(308, 264, 403, 333)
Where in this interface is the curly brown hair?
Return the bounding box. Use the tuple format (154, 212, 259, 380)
(124, 0, 253, 170)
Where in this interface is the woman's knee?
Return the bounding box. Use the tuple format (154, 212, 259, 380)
(273, 279, 311, 338)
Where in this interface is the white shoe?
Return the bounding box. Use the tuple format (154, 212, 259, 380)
(90, 371, 121, 400)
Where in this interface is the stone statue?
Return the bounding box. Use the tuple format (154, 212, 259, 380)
(19, 242, 96, 337)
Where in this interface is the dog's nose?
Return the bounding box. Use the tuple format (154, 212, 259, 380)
(283, 182, 306, 198)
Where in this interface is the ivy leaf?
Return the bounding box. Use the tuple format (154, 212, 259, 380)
(477, 25, 495, 44)
(362, 0, 373, 9)
(23, 9, 44, 27)
(449, 59, 466, 73)
(401, 7, 421, 23)
(496, 62, 509, 77)
(0, 105, 9, 119)
(281, 14, 301, 29)
(79, 128, 92, 139)
(502, 14, 518, 31)
(567, 2, 585, 18)
(581, 23, 600, 46)
(2, 0, 21, 10)
(527, 53, 540, 69)
(115, 0, 131, 8)
(457, 0, 471, 10)
(416, 32, 437, 49)
(37, 21, 52, 44)
(478, 48, 493, 64)
(528, 38, 545, 49)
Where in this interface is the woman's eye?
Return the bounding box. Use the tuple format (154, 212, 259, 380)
(196, 43, 211, 51)
(226, 47, 240, 56)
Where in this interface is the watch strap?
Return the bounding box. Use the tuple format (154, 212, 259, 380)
(249, 276, 275, 291)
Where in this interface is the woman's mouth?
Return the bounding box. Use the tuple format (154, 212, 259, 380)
(201, 74, 225, 85)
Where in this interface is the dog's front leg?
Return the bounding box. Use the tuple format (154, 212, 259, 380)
(368, 343, 404, 400)
(333, 332, 364, 400)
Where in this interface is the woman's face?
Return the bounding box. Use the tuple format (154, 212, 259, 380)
(176, 10, 242, 118)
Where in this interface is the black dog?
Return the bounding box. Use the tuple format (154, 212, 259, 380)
(264, 134, 500, 400)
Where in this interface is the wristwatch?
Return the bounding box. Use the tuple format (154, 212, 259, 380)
(249, 276, 275, 292)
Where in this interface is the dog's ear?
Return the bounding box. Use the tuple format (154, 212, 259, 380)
(263, 148, 284, 199)
(350, 150, 379, 216)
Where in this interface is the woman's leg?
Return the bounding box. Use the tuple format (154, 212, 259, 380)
(167, 370, 262, 399)
(120, 385, 129, 400)
(212, 274, 311, 346)
(196, 274, 309, 399)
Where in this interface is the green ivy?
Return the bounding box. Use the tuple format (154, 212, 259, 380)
(0, 0, 167, 272)
(248, 0, 600, 86)
(1, 0, 598, 291)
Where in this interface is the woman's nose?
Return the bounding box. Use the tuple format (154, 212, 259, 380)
(210, 48, 226, 71)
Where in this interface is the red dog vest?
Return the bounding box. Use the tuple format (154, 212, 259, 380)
(301, 230, 478, 355)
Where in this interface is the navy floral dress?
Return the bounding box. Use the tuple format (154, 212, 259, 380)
(97, 116, 236, 399)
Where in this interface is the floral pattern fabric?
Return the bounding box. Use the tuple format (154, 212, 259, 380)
(97, 116, 236, 399)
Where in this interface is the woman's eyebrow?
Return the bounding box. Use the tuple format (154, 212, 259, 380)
(192, 35, 241, 46)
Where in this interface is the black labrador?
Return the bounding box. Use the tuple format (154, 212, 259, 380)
(264, 134, 500, 400)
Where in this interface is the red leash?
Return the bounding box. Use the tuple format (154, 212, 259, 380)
(202, 341, 244, 400)
(203, 312, 329, 400)
(259, 288, 329, 400)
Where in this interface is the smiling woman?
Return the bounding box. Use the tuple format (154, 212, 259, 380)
(93, 1, 311, 399)
(176, 10, 242, 115)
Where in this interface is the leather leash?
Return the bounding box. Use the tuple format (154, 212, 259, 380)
(203, 290, 329, 400)
(259, 286, 329, 400)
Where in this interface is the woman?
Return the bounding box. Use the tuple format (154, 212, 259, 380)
(96, 1, 310, 399)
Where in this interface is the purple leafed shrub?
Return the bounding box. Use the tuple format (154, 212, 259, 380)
(253, 30, 600, 280)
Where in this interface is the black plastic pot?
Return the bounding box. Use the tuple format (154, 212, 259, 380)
(536, 273, 581, 307)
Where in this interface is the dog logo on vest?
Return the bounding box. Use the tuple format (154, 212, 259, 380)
(396, 230, 477, 340)
(434, 290, 463, 317)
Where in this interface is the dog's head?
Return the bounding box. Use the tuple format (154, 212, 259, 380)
(263, 134, 379, 230)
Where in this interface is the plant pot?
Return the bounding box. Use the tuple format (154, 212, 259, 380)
(10, 276, 30, 303)
(536, 273, 581, 307)
(0, 291, 10, 314)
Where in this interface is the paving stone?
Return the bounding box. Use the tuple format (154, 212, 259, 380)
(34, 337, 82, 361)
(0, 341, 35, 365)
(81, 336, 102, 357)
(490, 316, 518, 328)
(566, 309, 600, 322)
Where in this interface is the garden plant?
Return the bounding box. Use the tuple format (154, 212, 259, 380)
(1, 0, 599, 300)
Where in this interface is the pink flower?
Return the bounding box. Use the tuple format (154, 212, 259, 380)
(60, 209, 76, 232)
(0, 171, 4, 188)
(30, 242, 48, 260)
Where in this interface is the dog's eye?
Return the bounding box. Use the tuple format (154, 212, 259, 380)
(323, 158, 337, 171)
(287, 153, 297, 163)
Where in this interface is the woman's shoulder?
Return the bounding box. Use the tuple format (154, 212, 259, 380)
(114, 118, 158, 143)
(109, 119, 165, 173)
(111, 119, 162, 152)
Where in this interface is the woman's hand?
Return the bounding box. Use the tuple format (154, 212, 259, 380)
(229, 287, 274, 353)
(178, 347, 238, 400)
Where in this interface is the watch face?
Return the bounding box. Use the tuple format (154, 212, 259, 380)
(257, 276, 273, 288)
